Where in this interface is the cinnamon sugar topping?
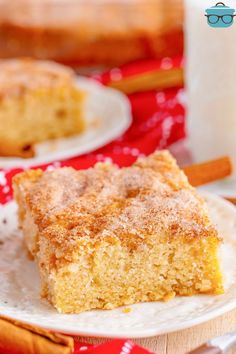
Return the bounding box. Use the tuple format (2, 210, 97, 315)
(13, 151, 219, 253)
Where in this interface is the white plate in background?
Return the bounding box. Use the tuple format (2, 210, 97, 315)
(0, 77, 132, 168)
(0, 193, 236, 338)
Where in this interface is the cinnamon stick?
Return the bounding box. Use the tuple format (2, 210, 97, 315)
(108, 68, 183, 94)
(183, 156, 233, 187)
(0, 315, 74, 354)
(223, 196, 236, 205)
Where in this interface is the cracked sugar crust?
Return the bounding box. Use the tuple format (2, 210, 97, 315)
(13, 150, 219, 253)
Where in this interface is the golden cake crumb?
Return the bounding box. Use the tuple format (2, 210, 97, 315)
(122, 307, 132, 314)
(163, 292, 176, 302)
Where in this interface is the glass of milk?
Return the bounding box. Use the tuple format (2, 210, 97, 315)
(185, 0, 236, 178)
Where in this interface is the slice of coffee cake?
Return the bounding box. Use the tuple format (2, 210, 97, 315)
(13, 151, 224, 313)
(0, 58, 85, 158)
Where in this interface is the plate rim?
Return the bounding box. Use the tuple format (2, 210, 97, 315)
(2, 296, 236, 339)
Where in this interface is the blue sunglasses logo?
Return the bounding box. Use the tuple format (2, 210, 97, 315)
(205, 2, 235, 27)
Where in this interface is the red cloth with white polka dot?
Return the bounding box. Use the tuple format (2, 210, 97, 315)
(0, 57, 185, 354)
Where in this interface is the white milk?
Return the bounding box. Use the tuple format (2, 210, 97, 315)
(185, 0, 236, 177)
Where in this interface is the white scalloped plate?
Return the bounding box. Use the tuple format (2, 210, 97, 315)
(0, 192, 236, 338)
(0, 77, 131, 168)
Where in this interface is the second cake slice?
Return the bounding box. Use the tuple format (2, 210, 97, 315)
(0, 58, 85, 158)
